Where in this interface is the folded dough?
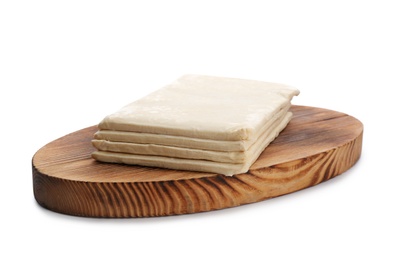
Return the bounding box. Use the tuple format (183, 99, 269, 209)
(98, 75, 299, 141)
(92, 113, 292, 175)
(94, 104, 290, 152)
(92, 112, 289, 163)
(92, 74, 299, 175)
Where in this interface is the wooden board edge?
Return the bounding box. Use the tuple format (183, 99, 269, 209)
(32, 130, 363, 218)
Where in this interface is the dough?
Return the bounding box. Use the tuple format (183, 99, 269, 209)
(92, 112, 289, 163)
(98, 75, 299, 141)
(92, 112, 292, 175)
(92, 74, 299, 175)
(94, 104, 290, 152)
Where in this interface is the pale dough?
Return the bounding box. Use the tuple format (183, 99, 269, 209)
(92, 75, 299, 175)
(92, 112, 289, 163)
(92, 113, 292, 175)
(98, 75, 299, 141)
(94, 104, 290, 152)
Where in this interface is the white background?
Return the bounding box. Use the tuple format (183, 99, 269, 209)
(1, 0, 395, 259)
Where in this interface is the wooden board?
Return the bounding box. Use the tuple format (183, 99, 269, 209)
(32, 106, 363, 218)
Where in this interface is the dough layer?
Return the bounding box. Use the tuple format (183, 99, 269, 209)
(98, 75, 299, 141)
(94, 104, 290, 152)
(92, 113, 292, 175)
(93, 112, 289, 163)
(92, 75, 299, 175)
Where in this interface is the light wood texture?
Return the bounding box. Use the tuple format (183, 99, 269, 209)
(32, 106, 363, 218)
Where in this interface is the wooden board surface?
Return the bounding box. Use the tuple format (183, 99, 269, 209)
(32, 106, 363, 218)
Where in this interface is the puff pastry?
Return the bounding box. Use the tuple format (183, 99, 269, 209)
(92, 75, 299, 175)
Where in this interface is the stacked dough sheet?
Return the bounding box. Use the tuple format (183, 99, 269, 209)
(92, 75, 299, 176)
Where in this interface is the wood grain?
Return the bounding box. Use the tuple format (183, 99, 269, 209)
(32, 106, 363, 217)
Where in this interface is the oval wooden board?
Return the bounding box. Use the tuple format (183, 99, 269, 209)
(32, 106, 363, 218)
